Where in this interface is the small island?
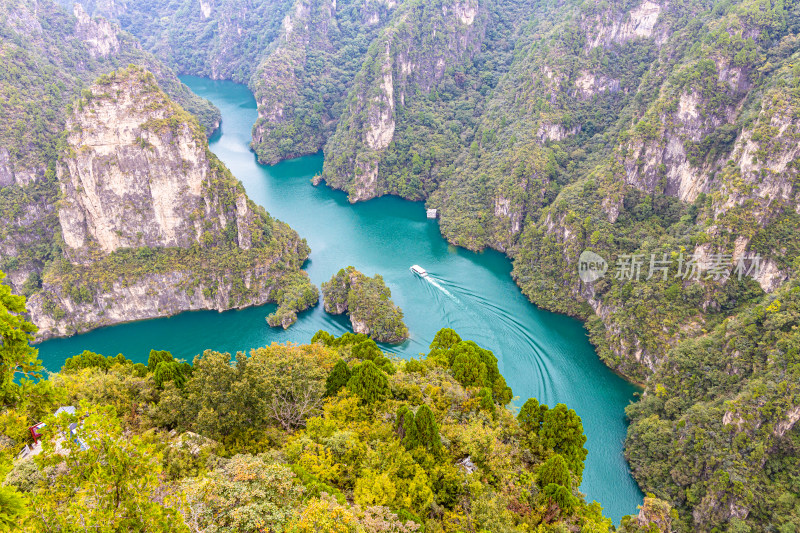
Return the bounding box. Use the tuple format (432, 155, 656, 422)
(321, 266, 409, 343)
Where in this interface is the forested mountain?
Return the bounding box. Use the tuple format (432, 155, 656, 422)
(6, 0, 800, 529)
(25, 66, 316, 339)
(56, 0, 293, 82)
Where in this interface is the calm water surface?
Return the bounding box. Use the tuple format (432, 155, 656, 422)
(37, 77, 643, 521)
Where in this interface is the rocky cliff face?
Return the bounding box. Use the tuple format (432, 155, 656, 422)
(319, 0, 486, 201)
(0, 0, 220, 299)
(26, 223, 310, 340)
(57, 68, 252, 259)
(25, 67, 316, 340)
(73, 3, 121, 58)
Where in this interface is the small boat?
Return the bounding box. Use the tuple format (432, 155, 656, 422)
(410, 265, 428, 277)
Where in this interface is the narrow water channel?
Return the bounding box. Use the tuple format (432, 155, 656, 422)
(37, 76, 643, 521)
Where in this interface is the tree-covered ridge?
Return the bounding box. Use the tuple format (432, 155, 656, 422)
(250, 0, 399, 164)
(319, 0, 497, 202)
(322, 266, 409, 343)
(63, 0, 398, 164)
(1, 292, 646, 531)
(624, 278, 800, 530)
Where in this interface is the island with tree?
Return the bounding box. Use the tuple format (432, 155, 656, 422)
(321, 266, 409, 344)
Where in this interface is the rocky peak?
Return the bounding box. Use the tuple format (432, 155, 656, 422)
(57, 67, 256, 261)
(585, 0, 663, 49)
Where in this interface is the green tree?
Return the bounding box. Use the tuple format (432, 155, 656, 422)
(171, 350, 243, 439)
(396, 405, 419, 447)
(451, 347, 486, 387)
(412, 405, 441, 455)
(347, 360, 390, 404)
(0, 270, 41, 401)
(491, 373, 513, 405)
(429, 328, 461, 350)
(311, 330, 335, 346)
(147, 349, 174, 372)
(542, 483, 578, 518)
(31, 404, 185, 531)
(537, 454, 571, 490)
(62, 350, 111, 373)
(153, 361, 189, 389)
(540, 404, 588, 479)
(477, 387, 496, 416)
(325, 360, 351, 397)
(352, 339, 381, 360)
(518, 397, 548, 433)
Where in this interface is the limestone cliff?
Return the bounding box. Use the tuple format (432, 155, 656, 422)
(318, 0, 486, 201)
(26, 67, 316, 340)
(0, 0, 220, 301)
(56, 69, 251, 260)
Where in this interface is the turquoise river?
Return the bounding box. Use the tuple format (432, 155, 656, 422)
(37, 77, 643, 521)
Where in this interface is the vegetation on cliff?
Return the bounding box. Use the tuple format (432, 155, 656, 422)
(266, 271, 320, 329)
(321, 266, 409, 343)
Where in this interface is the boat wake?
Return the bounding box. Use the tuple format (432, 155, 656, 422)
(421, 273, 558, 400)
(424, 276, 459, 302)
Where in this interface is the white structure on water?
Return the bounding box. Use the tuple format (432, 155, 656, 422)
(410, 265, 428, 277)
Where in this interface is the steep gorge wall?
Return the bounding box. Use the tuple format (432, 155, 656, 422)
(319, 0, 488, 201)
(56, 70, 253, 258)
(250, 0, 399, 164)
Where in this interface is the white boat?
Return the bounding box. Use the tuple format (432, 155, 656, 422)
(410, 265, 428, 277)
